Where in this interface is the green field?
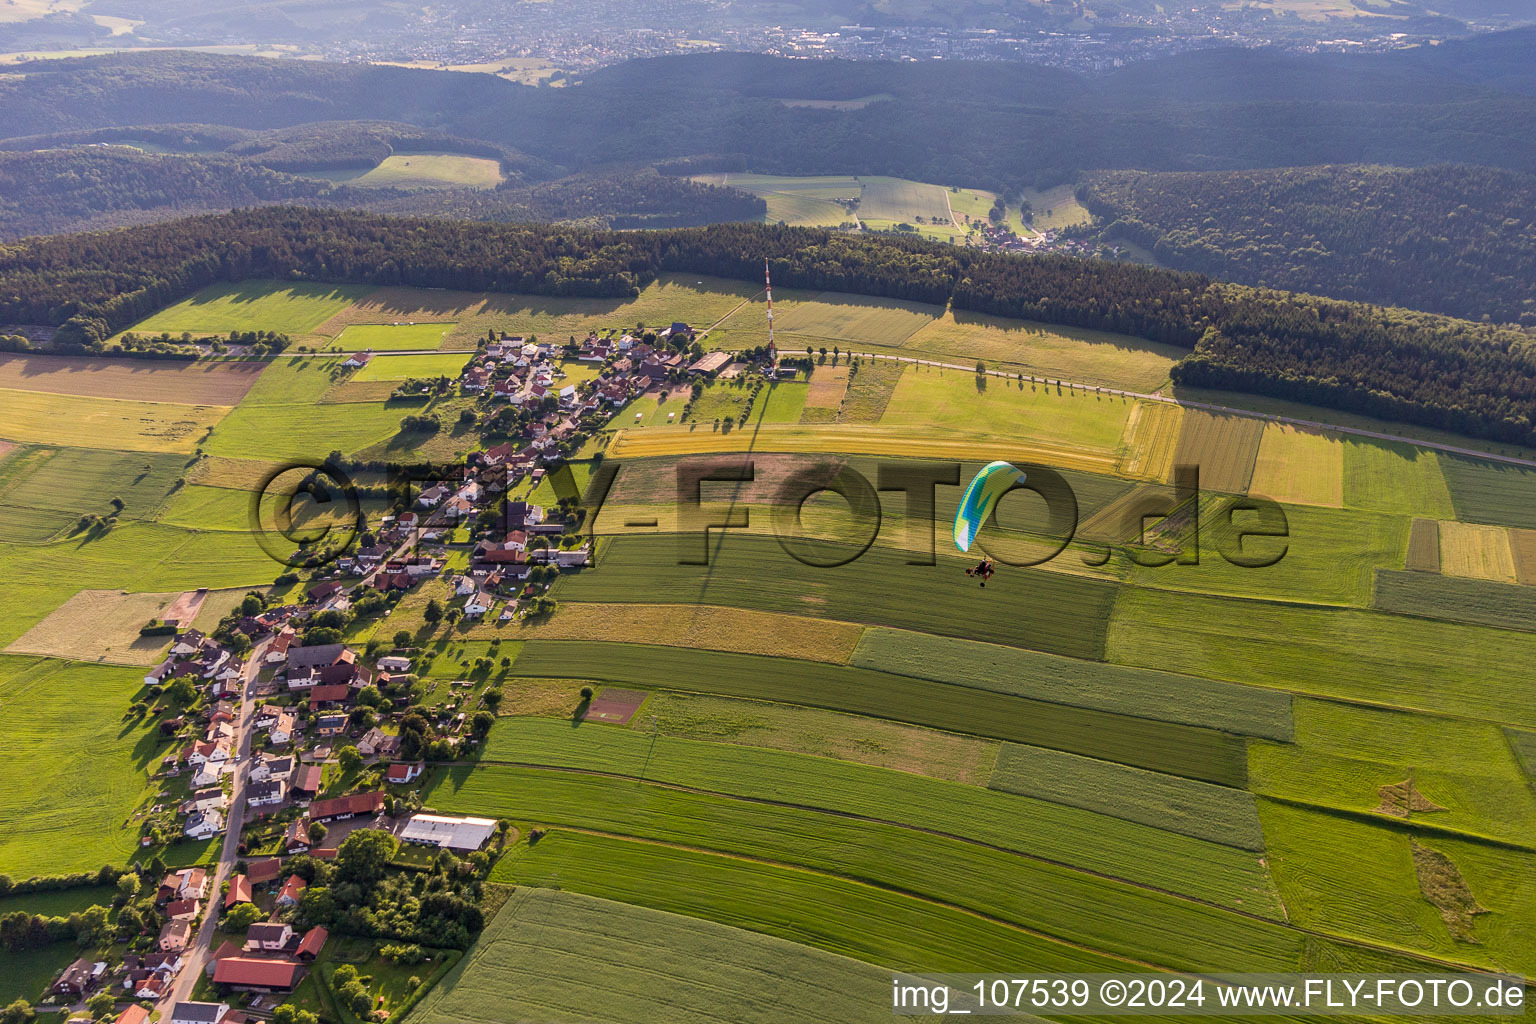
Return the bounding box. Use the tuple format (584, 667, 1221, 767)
(1108, 588, 1536, 728)
(125, 280, 371, 336)
(0, 446, 188, 543)
(409, 887, 922, 1024)
(1372, 568, 1536, 632)
(1440, 454, 1536, 529)
(328, 322, 459, 352)
(1249, 697, 1536, 846)
(0, 388, 227, 454)
(1341, 439, 1455, 518)
(478, 718, 1273, 905)
(351, 352, 472, 381)
(508, 641, 1246, 784)
(0, 656, 167, 876)
(988, 744, 1265, 850)
(692, 173, 863, 227)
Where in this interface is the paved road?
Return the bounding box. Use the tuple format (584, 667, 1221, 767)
(161, 637, 270, 1009)
(845, 350, 1536, 471)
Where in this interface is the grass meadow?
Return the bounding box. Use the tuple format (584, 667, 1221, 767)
(125, 280, 371, 336)
(1373, 569, 1536, 633)
(352, 352, 472, 381)
(328, 322, 459, 352)
(0, 388, 227, 453)
(313, 152, 503, 190)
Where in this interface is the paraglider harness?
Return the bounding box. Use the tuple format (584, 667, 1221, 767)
(965, 558, 996, 586)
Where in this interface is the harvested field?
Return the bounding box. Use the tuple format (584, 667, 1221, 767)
(407, 887, 913, 1024)
(319, 380, 403, 403)
(1405, 518, 1440, 572)
(1440, 454, 1536, 530)
(495, 677, 600, 719)
(582, 687, 647, 724)
(1372, 569, 1536, 634)
(1248, 424, 1343, 507)
(1171, 409, 1265, 494)
(988, 744, 1264, 850)
(767, 291, 940, 348)
(1117, 401, 1183, 482)
(1438, 520, 1517, 582)
(852, 626, 1293, 741)
(471, 602, 862, 663)
(608, 423, 1121, 475)
(186, 455, 286, 490)
(803, 363, 850, 410)
(510, 641, 1247, 784)
(473, 719, 1276, 911)
(0, 388, 227, 453)
(556, 535, 1116, 661)
(4, 589, 177, 664)
(0, 353, 265, 404)
(1341, 439, 1454, 518)
(637, 692, 998, 784)
(1512, 528, 1536, 584)
(160, 587, 207, 626)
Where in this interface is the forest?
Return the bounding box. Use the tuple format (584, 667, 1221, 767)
(1082, 164, 1536, 325)
(6, 209, 1536, 445)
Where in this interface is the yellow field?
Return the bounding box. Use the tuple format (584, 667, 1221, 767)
(903, 311, 1181, 392)
(1117, 401, 1184, 482)
(1249, 424, 1344, 507)
(607, 423, 1120, 474)
(308, 152, 504, 190)
(804, 364, 851, 410)
(1438, 521, 1518, 582)
(0, 388, 228, 453)
(4, 589, 179, 665)
(187, 454, 286, 490)
(470, 603, 863, 663)
(1511, 528, 1536, 585)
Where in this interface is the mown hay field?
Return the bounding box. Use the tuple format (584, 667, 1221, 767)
(636, 691, 998, 784)
(0, 353, 265, 404)
(879, 366, 1132, 451)
(857, 176, 954, 224)
(1171, 409, 1265, 494)
(1404, 518, 1440, 571)
(5, 589, 178, 664)
(1437, 520, 1517, 582)
(1118, 400, 1184, 481)
(692, 173, 860, 227)
(408, 887, 913, 1024)
(1249, 696, 1536, 846)
(0, 446, 188, 543)
(1108, 588, 1536, 728)
(803, 363, 850, 411)
(1440, 454, 1536, 530)
(317, 152, 503, 190)
(1372, 569, 1536, 634)
(557, 534, 1116, 660)
(477, 718, 1273, 906)
(446, 765, 1299, 973)
(1248, 424, 1343, 507)
(770, 291, 941, 348)
(1341, 439, 1454, 518)
(509, 641, 1246, 784)
(351, 351, 472, 381)
(988, 744, 1265, 850)
(0, 656, 166, 876)
(125, 280, 371, 336)
(850, 626, 1293, 741)
(1257, 801, 1536, 977)
(0, 388, 227, 453)
(202, 396, 469, 461)
(838, 359, 905, 422)
(1512, 528, 1536, 584)
(469, 601, 862, 663)
(329, 322, 459, 352)
(489, 830, 1137, 974)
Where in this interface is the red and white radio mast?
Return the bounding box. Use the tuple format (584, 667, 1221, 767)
(764, 258, 777, 371)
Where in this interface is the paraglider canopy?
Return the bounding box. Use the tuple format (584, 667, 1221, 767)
(954, 461, 1027, 552)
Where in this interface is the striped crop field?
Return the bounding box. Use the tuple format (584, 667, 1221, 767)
(1371, 569, 1536, 634)
(1248, 424, 1343, 508)
(1437, 520, 1517, 582)
(1341, 438, 1455, 518)
(1118, 400, 1184, 481)
(476, 717, 1278, 906)
(1404, 518, 1440, 571)
(509, 640, 1247, 784)
(1173, 409, 1266, 494)
(1440, 454, 1536, 530)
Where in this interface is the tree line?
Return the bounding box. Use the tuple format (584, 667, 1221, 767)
(7, 209, 1536, 444)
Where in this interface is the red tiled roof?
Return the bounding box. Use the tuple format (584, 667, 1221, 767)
(308, 790, 383, 820)
(292, 765, 322, 793)
(277, 875, 307, 902)
(211, 939, 243, 963)
(115, 1006, 151, 1024)
(225, 875, 252, 908)
(245, 858, 281, 884)
(307, 684, 352, 703)
(213, 957, 306, 989)
(295, 926, 328, 959)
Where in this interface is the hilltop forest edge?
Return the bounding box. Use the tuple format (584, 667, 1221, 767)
(7, 210, 1536, 447)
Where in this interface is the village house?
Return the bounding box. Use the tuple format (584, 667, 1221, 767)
(342, 351, 373, 368)
(245, 858, 282, 886)
(169, 1001, 230, 1024)
(165, 897, 199, 921)
(249, 754, 294, 783)
(315, 714, 348, 738)
(159, 867, 208, 903)
(291, 763, 323, 797)
(385, 762, 424, 784)
(185, 809, 224, 840)
(213, 957, 307, 994)
(248, 779, 287, 808)
(309, 790, 384, 822)
(224, 874, 252, 909)
(275, 875, 307, 907)
(269, 710, 297, 745)
(53, 958, 105, 998)
(245, 922, 293, 952)
(357, 727, 399, 759)
(159, 919, 192, 952)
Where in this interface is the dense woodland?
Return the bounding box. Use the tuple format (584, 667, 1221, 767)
(1083, 165, 1536, 325)
(5, 209, 1536, 444)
